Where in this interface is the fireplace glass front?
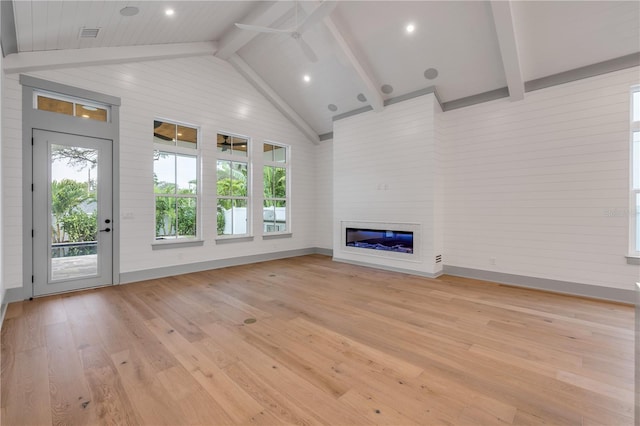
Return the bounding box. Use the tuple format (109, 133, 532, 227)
(345, 228, 413, 254)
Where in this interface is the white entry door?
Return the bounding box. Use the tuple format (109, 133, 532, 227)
(32, 129, 113, 296)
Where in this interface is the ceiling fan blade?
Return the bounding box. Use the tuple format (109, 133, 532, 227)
(234, 23, 293, 34)
(297, 36, 318, 63)
(297, 1, 336, 34)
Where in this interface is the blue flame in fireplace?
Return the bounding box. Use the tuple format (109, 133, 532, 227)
(345, 228, 413, 254)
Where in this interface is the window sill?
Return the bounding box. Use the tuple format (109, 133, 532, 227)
(215, 235, 254, 244)
(626, 256, 640, 265)
(152, 239, 204, 250)
(262, 232, 292, 240)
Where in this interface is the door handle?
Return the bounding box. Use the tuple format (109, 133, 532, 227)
(100, 228, 111, 233)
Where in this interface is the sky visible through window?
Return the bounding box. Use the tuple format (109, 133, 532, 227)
(154, 153, 196, 190)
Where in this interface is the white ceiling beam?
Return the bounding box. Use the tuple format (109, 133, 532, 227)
(323, 16, 384, 112)
(215, 1, 293, 60)
(490, 1, 525, 101)
(228, 54, 319, 145)
(3, 41, 217, 74)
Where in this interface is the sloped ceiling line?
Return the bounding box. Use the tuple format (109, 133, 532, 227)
(524, 52, 640, 92)
(2, 42, 218, 74)
(0, 0, 18, 56)
(332, 86, 443, 122)
(228, 54, 320, 144)
(215, 1, 294, 60)
(490, 1, 525, 101)
(322, 16, 384, 113)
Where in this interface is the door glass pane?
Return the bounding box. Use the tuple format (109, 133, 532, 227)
(50, 144, 98, 281)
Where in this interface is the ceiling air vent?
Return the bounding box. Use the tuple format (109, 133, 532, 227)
(79, 27, 100, 38)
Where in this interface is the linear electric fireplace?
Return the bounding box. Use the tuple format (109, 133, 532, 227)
(345, 227, 413, 254)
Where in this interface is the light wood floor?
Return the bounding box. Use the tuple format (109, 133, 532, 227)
(1, 255, 634, 425)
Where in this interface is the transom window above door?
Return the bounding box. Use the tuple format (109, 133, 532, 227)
(34, 90, 110, 122)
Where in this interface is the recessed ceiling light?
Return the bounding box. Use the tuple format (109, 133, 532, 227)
(328, 104, 338, 112)
(303, 74, 311, 83)
(381, 84, 394, 94)
(165, 9, 175, 16)
(406, 23, 415, 34)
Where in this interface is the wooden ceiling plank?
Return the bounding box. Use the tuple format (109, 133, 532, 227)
(490, 1, 525, 101)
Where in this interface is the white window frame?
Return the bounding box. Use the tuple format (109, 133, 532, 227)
(216, 132, 252, 239)
(33, 89, 111, 122)
(630, 85, 640, 256)
(153, 118, 201, 245)
(263, 141, 290, 235)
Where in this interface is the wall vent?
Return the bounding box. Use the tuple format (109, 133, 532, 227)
(435, 254, 442, 264)
(79, 27, 100, 38)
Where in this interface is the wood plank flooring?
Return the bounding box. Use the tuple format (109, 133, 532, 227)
(1, 254, 634, 425)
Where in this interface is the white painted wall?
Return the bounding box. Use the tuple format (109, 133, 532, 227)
(332, 94, 442, 275)
(2, 55, 318, 290)
(441, 67, 640, 291)
(1, 51, 636, 295)
(314, 139, 333, 250)
(0, 25, 4, 306)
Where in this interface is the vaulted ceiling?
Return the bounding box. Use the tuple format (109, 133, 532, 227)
(4, 1, 640, 143)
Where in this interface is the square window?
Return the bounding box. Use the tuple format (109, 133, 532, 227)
(263, 143, 286, 163)
(217, 134, 248, 157)
(37, 96, 73, 116)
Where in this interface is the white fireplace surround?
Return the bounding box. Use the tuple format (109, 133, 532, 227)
(340, 221, 421, 262)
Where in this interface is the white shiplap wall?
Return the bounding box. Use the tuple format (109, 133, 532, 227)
(0, 41, 4, 306)
(441, 67, 640, 291)
(2, 55, 318, 290)
(314, 139, 333, 250)
(333, 94, 442, 274)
